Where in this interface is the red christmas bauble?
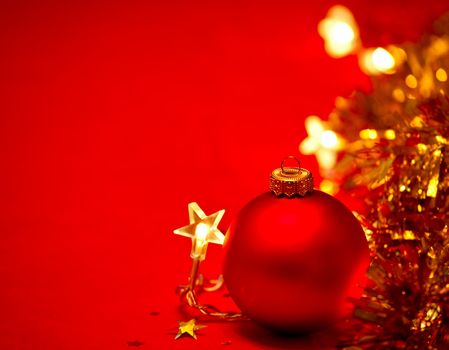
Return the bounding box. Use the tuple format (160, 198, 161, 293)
(223, 187, 370, 333)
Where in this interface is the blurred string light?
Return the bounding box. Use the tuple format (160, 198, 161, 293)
(318, 5, 360, 58)
(299, 115, 344, 170)
(318, 5, 399, 75)
(359, 47, 396, 75)
(303, 6, 449, 189)
(305, 5, 403, 183)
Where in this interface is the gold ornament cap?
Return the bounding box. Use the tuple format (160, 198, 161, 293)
(270, 156, 314, 197)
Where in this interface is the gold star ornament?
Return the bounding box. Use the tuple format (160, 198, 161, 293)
(174, 202, 225, 261)
(175, 319, 207, 340)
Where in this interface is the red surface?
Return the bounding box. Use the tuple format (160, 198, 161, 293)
(1, 1, 448, 349)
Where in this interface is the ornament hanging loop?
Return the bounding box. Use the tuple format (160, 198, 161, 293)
(281, 156, 301, 175)
(270, 155, 314, 197)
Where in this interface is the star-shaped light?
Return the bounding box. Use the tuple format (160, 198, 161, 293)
(318, 5, 360, 58)
(175, 319, 207, 340)
(299, 115, 344, 170)
(318, 5, 399, 76)
(174, 202, 225, 261)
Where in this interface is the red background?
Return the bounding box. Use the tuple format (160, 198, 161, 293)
(1, 1, 448, 349)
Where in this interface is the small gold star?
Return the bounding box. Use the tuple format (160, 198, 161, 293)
(175, 319, 207, 340)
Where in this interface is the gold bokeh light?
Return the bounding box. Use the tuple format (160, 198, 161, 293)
(360, 47, 396, 75)
(300, 115, 344, 170)
(318, 5, 359, 58)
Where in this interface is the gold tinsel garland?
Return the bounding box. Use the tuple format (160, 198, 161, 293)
(321, 13, 449, 350)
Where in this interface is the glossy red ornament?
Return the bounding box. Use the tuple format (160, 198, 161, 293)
(223, 190, 370, 333)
